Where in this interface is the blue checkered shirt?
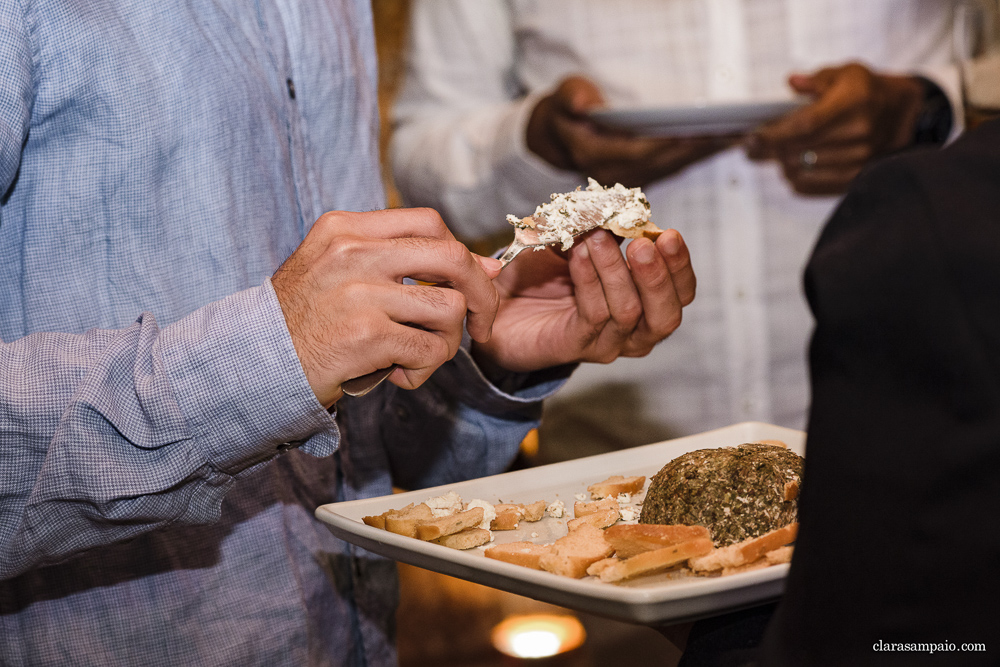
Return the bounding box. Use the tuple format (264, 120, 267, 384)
(0, 1, 555, 665)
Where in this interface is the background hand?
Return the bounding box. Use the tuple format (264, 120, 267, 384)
(272, 209, 501, 407)
(746, 62, 924, 195)
(527, 76, 734, 187)
(473, 228, 695, 374)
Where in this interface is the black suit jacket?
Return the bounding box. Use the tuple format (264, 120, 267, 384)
(760, 120, 1000, 666)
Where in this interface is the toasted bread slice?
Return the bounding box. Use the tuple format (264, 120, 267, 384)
(721, 558, 772, 577)
(765, 545, 794, 565)
(573, 497, 619, 517)
(587, 475, 646, 499)
(484, 541, 552, 569)
(414, 507, 485, 541)
(586, 558, 618, 577)
(604, 217, 663, 240)
(433, 527, 492, 550)
(603, 524, 712, 559)
(520, 500, 547, 522)
(567, 507, 620, 531)
(539, 524, 614, 578)
(491, 504, 526, 531)
(382, 503, 435, 538)
(688, 523, 799, 572)
(596, 537, 715, 583)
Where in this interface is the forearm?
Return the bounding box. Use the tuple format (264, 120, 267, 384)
(0, 280, 336, 578)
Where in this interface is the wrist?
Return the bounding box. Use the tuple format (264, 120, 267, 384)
(526, 95, 575, 171)
(880, 74, 926, 152)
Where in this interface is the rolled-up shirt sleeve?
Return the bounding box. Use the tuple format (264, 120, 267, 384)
(0, 278, 338, 579)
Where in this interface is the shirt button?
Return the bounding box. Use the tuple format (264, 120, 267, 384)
(277, 440, 302, 452)
(286, 78, 296, 100)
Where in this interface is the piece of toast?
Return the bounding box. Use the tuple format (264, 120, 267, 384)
(484, 541, 552, 569)
(379, 503, 435, 538)
(433, 528, 492, 550)
(603, 523, 712, 559)
(511, 213, 663, 242)
(688, 523, 798, 572)
(491, 504, 526, 531)
(587, 475, 646, 499)
(414, 507, 486, 541)
(567, 507, 620, 531)
(573, 497, 620, 517)
(604, 216, 663, 240)
(520, 500, 547, 522)
(538, 524, 615, 579)
(591, 537, 715, 583)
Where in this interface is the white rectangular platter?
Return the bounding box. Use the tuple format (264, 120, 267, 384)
(315, 421, 805, 625)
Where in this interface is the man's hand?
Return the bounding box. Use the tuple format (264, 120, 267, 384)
(746, 62, 924, 195)
(527, 76, 733, 187)
(473, 228, 695, 374)
(272, 209, 502, 407)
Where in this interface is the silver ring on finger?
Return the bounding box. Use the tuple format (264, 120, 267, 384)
(800, 149, 818, 169)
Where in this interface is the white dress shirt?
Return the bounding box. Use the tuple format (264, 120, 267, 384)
(391, 0, 962, 443)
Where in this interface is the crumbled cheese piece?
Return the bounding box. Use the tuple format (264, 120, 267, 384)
(574, 493, 587, 502)
(618, 505, 640, 523)
(530, 532, 539, 539)
(511, 178, 651, 250)
(616, 492, 632, 504)
(425, 491, 463, 517)
(546, 499, 566, 518)
(465, 498, 497, 532)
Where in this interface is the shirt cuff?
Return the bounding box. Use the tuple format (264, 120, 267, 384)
(430, 331, 575, 417)
(914, 63, 965, 142)
(158, 278, 339, 474)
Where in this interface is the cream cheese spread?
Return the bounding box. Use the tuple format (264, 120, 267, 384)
(507, 178, 652, 250)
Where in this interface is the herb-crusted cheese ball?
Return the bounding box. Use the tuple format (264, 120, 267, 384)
(639, 443, 803, 546)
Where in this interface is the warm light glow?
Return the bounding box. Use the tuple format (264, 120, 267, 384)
(491, 614, 586, 659)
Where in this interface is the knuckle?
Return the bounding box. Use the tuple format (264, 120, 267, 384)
(660, 310, 683, 335)
(615, 300, 643, 327)
(326, 235, 365, 264)
(595, 347, 620, 364)
(420, 333, 452, 367)
(410, 207, 447, 234)
(436, 286, 468, 320)
(315, 210, 347, 229)
(347, 313, 384, 348)
(441, 238, 473, 268)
